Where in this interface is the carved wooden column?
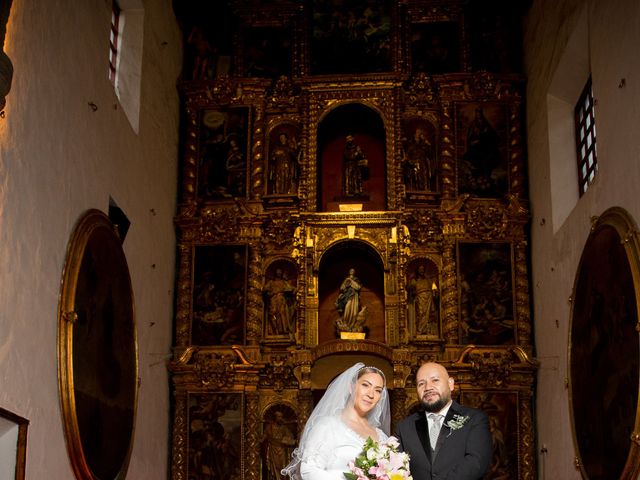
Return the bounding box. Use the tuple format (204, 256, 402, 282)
(297, 389, 314, 432)
(439, 101, 456, 199)
(514, 240, 531, 347)
(509, 100, 526, 198)
(441, 237, 458, 343)
(519, 394, 535, 480)
(250, 106, 265, 200)
(246, 246, 264, 345)
(170, 390, 188, 480)
(174, 244, 192, 347)
(245, 392, 261, 480)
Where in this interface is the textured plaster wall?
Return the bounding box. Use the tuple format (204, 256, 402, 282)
(0, 0, 182, 478)
(524, 0, 640, 477)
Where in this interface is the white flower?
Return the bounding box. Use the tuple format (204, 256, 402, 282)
(446, 414, 470, 434)
(366, 447, 377, 461)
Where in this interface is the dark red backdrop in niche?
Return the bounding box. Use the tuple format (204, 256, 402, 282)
(570, 222, 640, 480)
(317, 242, 385, 343)
(319, 133, 386, 211)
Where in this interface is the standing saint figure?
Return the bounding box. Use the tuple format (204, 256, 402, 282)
(335, 268, 366, 332)
(270, 132, 300, 195)
(403, 127, 434, 192)
(407, 264, 438, 335)
(342, 135, 368, 197)
(263, 411, 297, 480)
(263, 268, 296, 336)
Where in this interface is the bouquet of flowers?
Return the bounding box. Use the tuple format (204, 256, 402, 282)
(344, 436, 412, 480)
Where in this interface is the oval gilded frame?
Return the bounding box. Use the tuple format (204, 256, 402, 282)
(568, 207, 640, 479)
(57, 209, 138, 480)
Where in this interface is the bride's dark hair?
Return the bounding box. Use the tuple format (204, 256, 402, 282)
(281, 362, 391, 479)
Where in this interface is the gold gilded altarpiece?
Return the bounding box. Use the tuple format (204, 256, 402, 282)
(170, 2, 536, 479)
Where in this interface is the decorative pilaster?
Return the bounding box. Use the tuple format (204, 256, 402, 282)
(519, 394, 535, 480)
(245, 392, 261, 480)
(441, 238, 458, 343)
(439, 101, 456, 199)
(509, 100, 526, 198)
(175, 244, 192, 346)
(246, 246, 264, 345)
(514, 241, 531, 347)
(170, 391, 188, 480)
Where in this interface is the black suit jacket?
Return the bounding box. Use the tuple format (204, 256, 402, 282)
(395, 401, 492, 480)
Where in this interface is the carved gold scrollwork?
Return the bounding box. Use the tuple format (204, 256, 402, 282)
(468, 350, 513, 387)
(263, 211, 298, 250)
(465, 203, 508, 240)
(404, 73, 438, 107)
(267, 76, 299, 109)
(193, 351, 235, 388)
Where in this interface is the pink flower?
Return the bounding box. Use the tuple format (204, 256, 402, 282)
(385, 437, 400, 449)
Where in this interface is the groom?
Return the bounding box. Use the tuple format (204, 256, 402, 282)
(395, 362, 492, 480)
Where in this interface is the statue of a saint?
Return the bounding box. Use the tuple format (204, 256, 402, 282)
(407, 265, 438, 335)
(342, 135, 368, 197)
(263, 268, 296, 336)
(262, 411, 296, 480)
(403, 128, 434, 192)
(335, 268, 366, 332)
(270, 132, 300, 195)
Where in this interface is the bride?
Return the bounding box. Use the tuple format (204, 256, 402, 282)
(281, 362, 390, 480)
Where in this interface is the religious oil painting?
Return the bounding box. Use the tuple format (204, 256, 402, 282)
(456, 103, 508, 198)
(57, 210, 137, 480)
(198, 107, 250, 200)
(402, 117, 438, 193)
(570, 208, 640, 480)
(242, 27, 292, 78)
(177, 1, 235, 80)
(458, 242, 514, 345)
(266, 123, 302, 197)
(410, 21, 460, 74)
(406, 258, 440, 337)
(462, 391, 518, 480)
(310, 0, 392, 75)
(261, 404, 298, 480)
(188, 393, 243, 480)
(192, 245, 248, 345)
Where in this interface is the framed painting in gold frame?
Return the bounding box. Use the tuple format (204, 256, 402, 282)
(569, 207, 640, 479)
(57, 209, 138, 480)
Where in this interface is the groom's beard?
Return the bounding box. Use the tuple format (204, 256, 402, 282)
(421, 391, 451, 413)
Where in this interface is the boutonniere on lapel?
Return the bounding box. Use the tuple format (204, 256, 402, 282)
(445, 414, 470, 436)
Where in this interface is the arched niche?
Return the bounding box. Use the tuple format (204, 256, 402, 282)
(317, 240, 385, 344)
(317, 103, 386, 211)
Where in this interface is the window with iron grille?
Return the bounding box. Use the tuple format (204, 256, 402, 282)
(108, 1, 121, 85)
(574, 77, 598, 196)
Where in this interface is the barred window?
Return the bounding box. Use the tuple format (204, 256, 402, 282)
(574, 77, 598, 196)
(108, 1, 121, 85)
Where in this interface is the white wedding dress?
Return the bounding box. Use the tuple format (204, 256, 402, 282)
(299, 416, 388, 480)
